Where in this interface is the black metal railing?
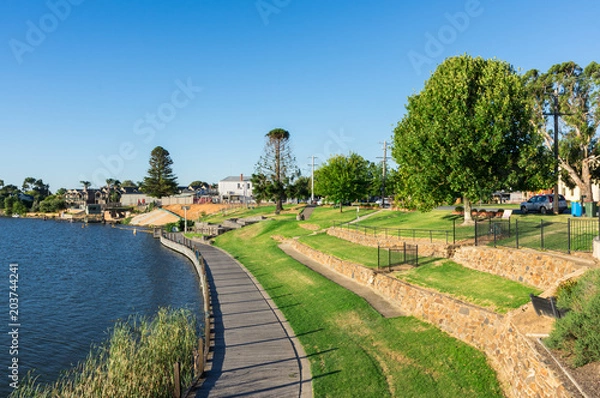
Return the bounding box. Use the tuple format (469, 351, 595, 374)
(333, 221, 457, 244)
(474, 218, 599, 253)
(377, 243, 419, 271)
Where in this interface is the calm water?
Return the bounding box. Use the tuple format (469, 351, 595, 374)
(0, 217, 203, 396)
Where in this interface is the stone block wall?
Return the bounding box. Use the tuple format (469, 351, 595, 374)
(329, 227, 453, 258)
(330, 227, 587, 291)
(453, 246, 587, 290)
(288, 239, 571, 398)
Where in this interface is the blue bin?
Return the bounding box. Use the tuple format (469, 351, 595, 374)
(571, 202, 582, 217)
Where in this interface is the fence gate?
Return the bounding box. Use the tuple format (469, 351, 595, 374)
(378, 243, 418, 271)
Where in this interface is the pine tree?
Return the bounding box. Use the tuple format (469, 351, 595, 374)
(142, 146, 178, 198)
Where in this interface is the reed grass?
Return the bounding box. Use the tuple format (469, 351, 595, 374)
(12, 307, 199, 398)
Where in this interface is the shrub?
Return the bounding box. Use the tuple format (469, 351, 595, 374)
(11, 308, 200, 398)
(454, 206, 464, 213)
(546, 270, 600, 367)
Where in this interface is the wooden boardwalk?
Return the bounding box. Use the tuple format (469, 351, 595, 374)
(188, 243, 312, 398)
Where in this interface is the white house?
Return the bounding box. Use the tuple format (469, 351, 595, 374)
(559, 180, 600, 202)
(218, 174, 253, 203)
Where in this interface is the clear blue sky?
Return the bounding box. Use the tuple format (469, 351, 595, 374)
(1, 0, 598, 190)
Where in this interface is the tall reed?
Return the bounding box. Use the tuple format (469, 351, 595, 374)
(12, 307, 199, 398)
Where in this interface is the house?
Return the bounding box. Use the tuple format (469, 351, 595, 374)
(65, 188, 103, 208)
(559, 180, 600, 203)
(218, 174, 253, 203)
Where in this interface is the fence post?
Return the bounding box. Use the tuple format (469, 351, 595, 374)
(453, 219, 456, 244)
(415, 244, 419, 266)
(173, 362, 181, 398)
(515, 219, 519, 249)
(388, 246, 392, 272)
(377, 245, 380, 270)
(493, 221, 497, 248)
(474, 219, 478, 246)
(403, 242, 407, 265)
(540, 219, 544, 250)
(567, 218, 571, 254)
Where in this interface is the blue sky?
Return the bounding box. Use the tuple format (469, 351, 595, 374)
(0, 0, 598, 190)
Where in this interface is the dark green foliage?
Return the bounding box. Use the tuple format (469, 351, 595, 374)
(142, 146, 178, 198)
(38, 194, 67, 213)
(523, 61, 600, 200)
(255, 128, 296, 214)
(547, 269, 600, 366)
(314, 153, 372, 211)
(393, 55, 553, 220)
(287, 175, 311, 201)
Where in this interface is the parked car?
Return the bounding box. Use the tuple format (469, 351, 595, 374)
(520, 194, 567, 214)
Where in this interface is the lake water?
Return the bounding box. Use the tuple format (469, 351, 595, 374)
(0, 217, 203, 396)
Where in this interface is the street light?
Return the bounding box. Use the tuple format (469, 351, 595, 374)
(182, 205, 190, 233)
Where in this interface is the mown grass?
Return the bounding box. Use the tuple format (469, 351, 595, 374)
(215, 219, 503, 397)
(298, 232, 540, 313)
(396, 260, 542, 313)
(299, 232, 380, 268)
(12, 308, 199, 398)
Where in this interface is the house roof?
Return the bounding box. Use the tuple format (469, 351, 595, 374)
(220, 176, 252, 182)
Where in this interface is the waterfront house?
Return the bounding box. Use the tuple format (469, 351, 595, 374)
(218, 174, 253, 204)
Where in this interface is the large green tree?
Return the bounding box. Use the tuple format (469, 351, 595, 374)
(142, 146, 178, 198)
(393, 55, 553, 223)
(314, 153, 372, 212)
(254, 128, 296, 214)
(523, 61, 600, 201)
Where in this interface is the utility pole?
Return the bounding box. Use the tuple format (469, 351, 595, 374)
(308, 156, 318, 204)
(543, 89, 569, 214)
(377, 141, 390, 208)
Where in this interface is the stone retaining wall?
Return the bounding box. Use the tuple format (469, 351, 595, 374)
(330, 227, 587, 291)
(288, 239, 571, 397)
(329, 227, 454, 258)
(453, 246, 586, 290)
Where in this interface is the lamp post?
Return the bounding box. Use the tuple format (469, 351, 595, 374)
(182, 205, 190, 233)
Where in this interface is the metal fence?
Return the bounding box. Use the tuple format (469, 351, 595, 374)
(377, 243, 419, 271)
(334, 215, 599, 254)
(474, 218, 599, 253)
(333, 221, 456, 244)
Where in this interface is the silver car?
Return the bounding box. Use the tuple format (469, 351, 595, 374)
(520, 194, 567, 214)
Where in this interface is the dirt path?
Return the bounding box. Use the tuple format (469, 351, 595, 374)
(278, 242, 405, 318)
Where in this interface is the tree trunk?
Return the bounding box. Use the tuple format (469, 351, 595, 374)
(462, 196, 474, 225)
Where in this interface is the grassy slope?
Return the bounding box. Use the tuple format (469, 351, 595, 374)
(215, 214, 503, 397)
(397, 260, 541, 314)
(299, 233, 541, 313)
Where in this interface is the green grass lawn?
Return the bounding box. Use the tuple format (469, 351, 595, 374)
(396, 260, 541, 313)
(299, 233, 380, 268)
(215, 220, 503, 397)
(298, 232, 540, 313)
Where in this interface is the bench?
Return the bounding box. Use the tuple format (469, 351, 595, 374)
(529, 294, 568, 319)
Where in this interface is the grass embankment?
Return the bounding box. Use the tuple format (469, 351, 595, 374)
(299, 233, 540, 313)
(215, 213, 503, 397)
(397, 260, 541, 314)
(12, 308, 199, 398)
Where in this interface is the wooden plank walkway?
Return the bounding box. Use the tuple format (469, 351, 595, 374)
(188, 243, 312, 398)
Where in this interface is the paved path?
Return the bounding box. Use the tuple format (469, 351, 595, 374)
(188, 243, 312, 398)
(279, 242, 405, 318)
